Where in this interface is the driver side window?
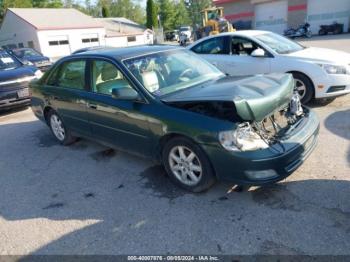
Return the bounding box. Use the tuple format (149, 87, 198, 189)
(231, 37, 259, 56)
(91, 60, 133, 96)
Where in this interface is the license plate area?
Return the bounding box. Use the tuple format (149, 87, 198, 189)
(17, 88, 29, 98)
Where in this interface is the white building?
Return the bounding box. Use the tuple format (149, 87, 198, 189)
(0, 8, 154, 59)
(95, 18, 153, 47)
(0, 8, 106, 59)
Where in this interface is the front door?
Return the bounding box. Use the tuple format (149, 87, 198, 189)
(84, 58, 153, 156)
(224, 36, 271, 76)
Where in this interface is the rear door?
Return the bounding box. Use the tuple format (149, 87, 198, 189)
(42, 59, 91, 137)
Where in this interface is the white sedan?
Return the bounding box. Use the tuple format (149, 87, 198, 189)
(187, 30, 350, 103)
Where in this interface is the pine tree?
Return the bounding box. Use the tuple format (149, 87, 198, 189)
(146, 0, 157, 29)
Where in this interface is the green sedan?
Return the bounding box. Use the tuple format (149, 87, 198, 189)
(30, 46, 319, 192)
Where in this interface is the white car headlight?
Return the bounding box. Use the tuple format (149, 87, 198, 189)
(219, 123, 269, 152)
(34, 70, 43, 79)
(319, 64, 348, 75)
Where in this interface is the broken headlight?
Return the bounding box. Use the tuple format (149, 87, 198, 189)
(219, 123, 269, 152)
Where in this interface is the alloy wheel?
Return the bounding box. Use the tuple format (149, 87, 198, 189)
(168, 146, 202, 186)
(50, 114, 65, 141)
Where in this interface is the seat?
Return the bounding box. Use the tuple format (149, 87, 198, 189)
(141, 71, 159, 92)
(96, 63, 129, 95)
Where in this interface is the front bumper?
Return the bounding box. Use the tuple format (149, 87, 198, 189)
(202, 109, 319, 185)
(314, 73, 350, 99)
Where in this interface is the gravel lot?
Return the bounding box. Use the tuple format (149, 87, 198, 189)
(0, 38, 349, 256)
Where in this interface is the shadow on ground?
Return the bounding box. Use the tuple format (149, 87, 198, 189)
(0, 114, 349, 255)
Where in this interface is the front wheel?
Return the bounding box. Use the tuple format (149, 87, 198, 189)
(306, 31, 312, 38)
(48, 110, 76, 145)
(292, 73, 314, 104)
(162, 137, 216, 192)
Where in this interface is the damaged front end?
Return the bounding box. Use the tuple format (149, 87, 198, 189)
(218, 93, 306, 152)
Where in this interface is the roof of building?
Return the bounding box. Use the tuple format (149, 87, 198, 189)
(7, 8, 104, 30)
(94, 18, 150, 37)
(72, 45, 180, 60)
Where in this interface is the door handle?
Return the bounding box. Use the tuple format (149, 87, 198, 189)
(88, 103, 97, 109)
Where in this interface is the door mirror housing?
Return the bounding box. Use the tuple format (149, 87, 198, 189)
(111, 87, 141, 101)
(251, 48, 266, 57)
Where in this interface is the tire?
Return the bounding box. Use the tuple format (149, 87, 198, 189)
(306, 31, 312, 38)
(162, 137, 216, 192)
(292, 72, 314, 104)
(48, 110, 76, 146)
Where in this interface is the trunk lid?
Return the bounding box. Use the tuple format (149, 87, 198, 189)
(162, 73, 294, 122)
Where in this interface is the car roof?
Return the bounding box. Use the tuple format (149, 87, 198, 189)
(72, 45, 182, 60)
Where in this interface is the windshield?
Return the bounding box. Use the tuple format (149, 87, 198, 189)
(0, 52, 21, 70)
(13, 48, 41, 58)
(255, 32, 304, 54)
(123, 50, 224, 97)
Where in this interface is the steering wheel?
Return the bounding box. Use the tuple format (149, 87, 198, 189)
(179, 68, 193, 79)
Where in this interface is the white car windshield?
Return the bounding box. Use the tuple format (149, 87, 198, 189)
(123, 50, 224, 97)
(255, 32, 305, 54)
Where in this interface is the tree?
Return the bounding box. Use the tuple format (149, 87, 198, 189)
(32, 0, 63, 8)
(146, 0, 157, 29)
(172, 0, 190, 29)
(185, 0, 211, 27)
(158, 0, 175, 30)
(101, 4, 109, 17)
(1, 0, 32, 23)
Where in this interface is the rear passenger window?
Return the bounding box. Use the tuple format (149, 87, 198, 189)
(56, 60, 86, 90)
(92, 60, 132, 96)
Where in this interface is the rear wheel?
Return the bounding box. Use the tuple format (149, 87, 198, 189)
(162, 137, 216, 192)
(292, 73, 314, 104)
(48, 110, 76, 145)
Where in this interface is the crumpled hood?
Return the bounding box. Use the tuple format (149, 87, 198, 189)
(162, 73, 294, 122)
(285, 47, 350, 65)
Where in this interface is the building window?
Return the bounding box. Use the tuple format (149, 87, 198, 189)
(82, 37, 99, 43)
(18, 43, 24, 48)
(28, 41, 34, 48)
(49, 40, 69, 46)
(127, 36, 136, 42)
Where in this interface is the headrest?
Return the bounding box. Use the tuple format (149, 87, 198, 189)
(141, 71, 159, 92)
(101, 63, 119, 81)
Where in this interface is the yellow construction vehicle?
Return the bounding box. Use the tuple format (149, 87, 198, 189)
(197, 7, 235, 39)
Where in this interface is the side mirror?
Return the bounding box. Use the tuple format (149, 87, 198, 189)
(111, 87, 141, 101)
(251, 48, 266, 57)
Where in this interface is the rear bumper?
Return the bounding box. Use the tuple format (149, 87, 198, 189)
(201, 110, 319, 185)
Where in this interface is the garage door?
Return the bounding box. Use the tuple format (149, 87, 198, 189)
(307, 0, 350, 34)
(80, 33, 100, 48)
(47, 35, 71, 58)
(255, 0, 288, 34)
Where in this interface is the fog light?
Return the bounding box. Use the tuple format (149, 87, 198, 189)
(245, 169, 278, 180)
